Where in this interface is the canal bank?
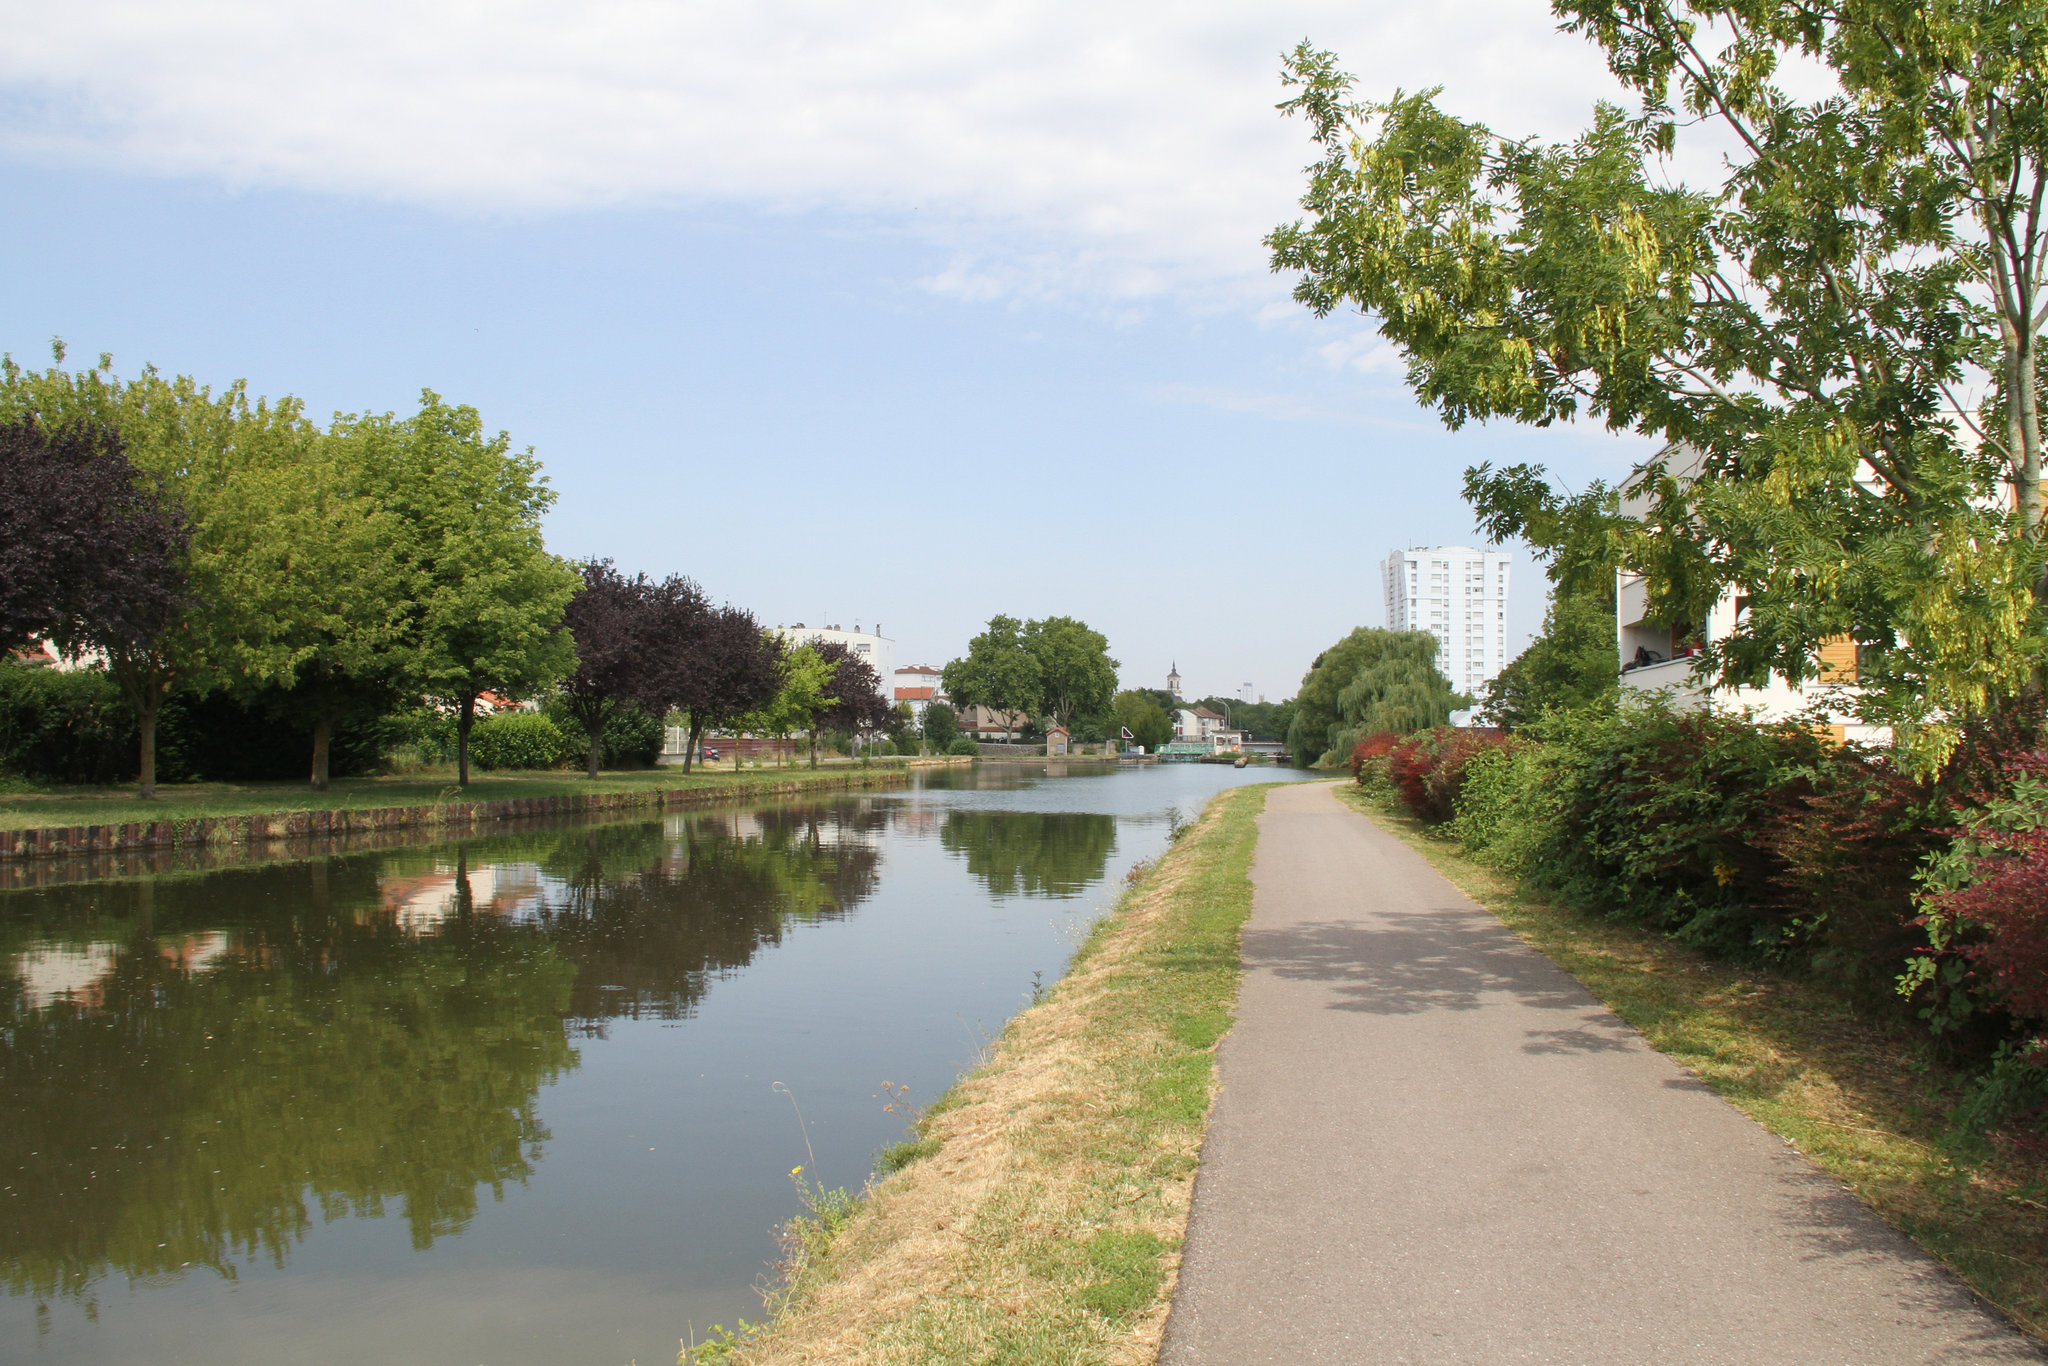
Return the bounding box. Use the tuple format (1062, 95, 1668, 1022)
(0, 762, 967, 867)
(702, 781, 1274, 1366)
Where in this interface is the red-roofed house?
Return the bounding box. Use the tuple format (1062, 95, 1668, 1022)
(892, 664, 946, 723)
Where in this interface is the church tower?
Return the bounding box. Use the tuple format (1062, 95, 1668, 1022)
(1167, 662, 1183, 701)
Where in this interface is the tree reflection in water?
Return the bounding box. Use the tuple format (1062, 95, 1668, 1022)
(938, 809, 1117, 899)
(0, 800, 882, 1313)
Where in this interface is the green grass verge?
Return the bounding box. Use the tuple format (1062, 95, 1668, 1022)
(0, 761, 914, 831)
(1334, 783, 2048, 1339)
(695, 783, 1272, 1366)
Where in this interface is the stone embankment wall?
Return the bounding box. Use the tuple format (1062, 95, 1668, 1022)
(0, 769, 916, 883)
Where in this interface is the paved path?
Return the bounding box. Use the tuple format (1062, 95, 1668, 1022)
(1159, 781, 2043, 1365)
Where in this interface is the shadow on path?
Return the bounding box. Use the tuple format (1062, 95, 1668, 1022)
(1242, 908, 1584, 1016)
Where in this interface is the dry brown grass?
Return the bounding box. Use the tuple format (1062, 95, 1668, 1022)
(698, 784, 1271, 1366)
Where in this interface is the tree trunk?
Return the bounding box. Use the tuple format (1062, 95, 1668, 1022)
(809, 728, 819, 769)
(137, 697, 159, 800)
(310, 715, 334, 791)
(457, 694, 476, 787)
(587, 728, 603, 780)
(684, 717, 703, 774)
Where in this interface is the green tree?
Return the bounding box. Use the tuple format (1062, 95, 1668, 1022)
(1021, 616, 1119, 728)
(741, 640, 837, 769)
(1269, 4, 2048, 767)
(1286, 628, 1462, 766)
(942, 616, 1043, 723)
(0, 350, 344, 797)
(1112, 690, 1174, 752)
(922, 701, 961, 751)
(1481, 585, 1621, 729)
(353, 393, 580, 786)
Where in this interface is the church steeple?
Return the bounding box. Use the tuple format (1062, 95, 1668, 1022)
(1167, 661, 1183, 701)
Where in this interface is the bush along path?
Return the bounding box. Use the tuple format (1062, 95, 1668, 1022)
(689, 783, 1272, 1366)
(1159, 782, 2042, 1365)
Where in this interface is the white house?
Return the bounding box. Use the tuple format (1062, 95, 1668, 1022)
(1614, 446, 1886, 743)
(892, 664, 944, 722)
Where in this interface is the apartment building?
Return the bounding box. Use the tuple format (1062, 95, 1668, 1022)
(1382, 546, 1512, 700)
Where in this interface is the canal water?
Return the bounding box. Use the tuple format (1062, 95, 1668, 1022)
(2, 761, 1307, 1365)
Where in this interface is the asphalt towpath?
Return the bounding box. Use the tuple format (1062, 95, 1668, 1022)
(1158, 780, 2044, 1365)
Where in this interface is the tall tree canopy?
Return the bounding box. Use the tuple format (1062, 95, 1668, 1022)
(815, 640, 894, 749)
(1286, 628, 1464, 766)
(0, 351, 330, 797)
(1021, 616, 1119, 727)
(672, 609, 783, 771)
(943, 615, 1044, 721)
(558, 562, 684, 780)
(0, 420, 187, 661)
(356, 393, 580, 786)
(1270, 0, 2048, 766)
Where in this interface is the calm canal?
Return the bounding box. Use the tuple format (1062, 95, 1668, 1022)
(2, 761, 1307, 1365)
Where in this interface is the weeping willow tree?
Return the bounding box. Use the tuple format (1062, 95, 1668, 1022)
(1287, 627, 1467, 765)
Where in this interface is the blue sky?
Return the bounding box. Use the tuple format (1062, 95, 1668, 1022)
(0, 0, 1661, 702)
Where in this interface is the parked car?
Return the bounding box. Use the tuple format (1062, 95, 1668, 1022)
(702, 746, 720, 761)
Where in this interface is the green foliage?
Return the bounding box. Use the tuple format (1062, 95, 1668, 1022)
(1481, 584, 1619, 729)
(945, 737, 979, 757)
(1021, 616, 1119, 727)
(921, 701, 960, 750)
(873, 1135, 941, 1174)
(541, 694, 661, 769)
(347, 392, 580, 783)
(1286, 627, 1463, 766)
(1268, 7, 2048, 762)
(942, 615, 1043, 719)
(1112, 691, 1173, 751)
(0, 663, 135, 785)
(1454, 698, 1834, 956)
(465, 712, 571, 771)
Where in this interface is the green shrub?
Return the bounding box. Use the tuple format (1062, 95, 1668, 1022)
(467, 712, 571, 771)
(946, 737, 979, 757)
(1469, 698, 1832, 956)
(0, 662, 135, 784)
(541, 696, 663, 768)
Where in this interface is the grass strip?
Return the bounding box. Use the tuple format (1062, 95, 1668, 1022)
(693, 783, 1273, 1366)
(1334, 783, 2048, 1339)
(0, 762, 918, 831)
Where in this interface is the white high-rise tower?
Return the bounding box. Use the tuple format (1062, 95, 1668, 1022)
(1382, 547, 1512, 701)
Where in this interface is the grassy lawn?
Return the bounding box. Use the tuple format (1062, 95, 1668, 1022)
(694, 783, 1273, 1366)
(1333, 783, 2048, 1340)
(0, 761, 908, 831)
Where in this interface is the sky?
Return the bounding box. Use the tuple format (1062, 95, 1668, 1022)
(0, 0, 1664, 703)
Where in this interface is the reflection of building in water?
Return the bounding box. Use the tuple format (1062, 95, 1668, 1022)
(14, 942, 121, 1009)
(13, 932, 234, 1010)
(377, 862, 546, 933)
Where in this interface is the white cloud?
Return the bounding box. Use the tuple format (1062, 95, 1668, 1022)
(0, 0, 1631, 304)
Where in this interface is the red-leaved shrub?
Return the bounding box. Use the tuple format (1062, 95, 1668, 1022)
(1386, 727, 1513, 824)
(1349, 731, 1400, 778)
(1946, 827, 2048, 1022)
